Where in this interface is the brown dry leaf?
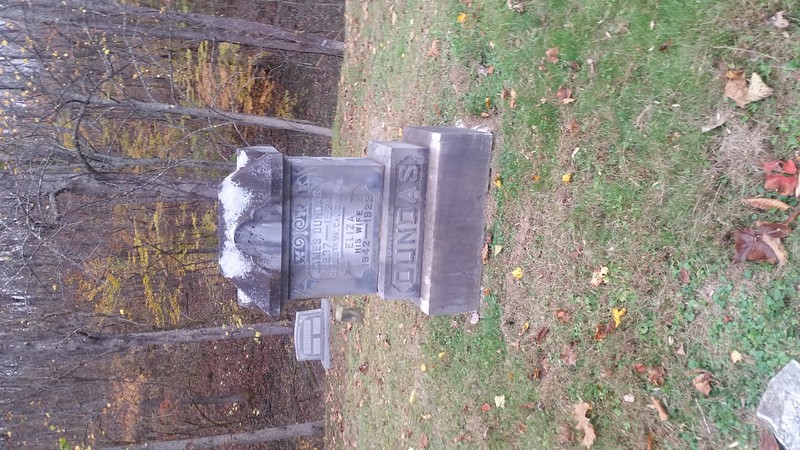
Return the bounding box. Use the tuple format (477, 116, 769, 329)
(632, 363, 648, 374)
(693, 371, 712, 396)
(482, 232, 491, 264)
(743, 198, 791, 211)
(749, 73, 774, 103)
(560, 343, 578, 366)
(676, 343, 686, 356)
(734, 222, 792, 267)
(535, 327, 550, 344)
(760, 428, 781, 450)
(558, 422, 574, 443)
(545, 46, 560, 64)
(648, 366, 666, 386)
(556, 309, 571, 323)
(770, 10, 790, 29)
(509, 89, 517, 109)
(572, 401, 596, 448)
(426, 40, 441, 58)
(679, 268, 690, 284)
(658, 38, 673, 51)
(646, 430, 655, 450)
(516, 422, 528, 434)
(568, 118, 579, 134)
(650, 396, 669, 421)
(725, 70, 750, 107)
(594, 322, 613, 341)
(556, 86, 575, 104)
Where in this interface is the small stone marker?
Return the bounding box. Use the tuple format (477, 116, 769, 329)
(757, 359, 800, 449)
(294, 299, 331, 369)
(218, 126, 492, 316)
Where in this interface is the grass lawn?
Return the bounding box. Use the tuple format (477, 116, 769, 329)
(327, 0, 800, 448)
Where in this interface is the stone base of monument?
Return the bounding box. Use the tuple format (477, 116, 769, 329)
(293, 299, 331, 369)
(757, 359, 800, 449)
(218, 126, 493, 316)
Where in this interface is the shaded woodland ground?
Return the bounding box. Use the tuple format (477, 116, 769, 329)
(0, 0, 343, 448)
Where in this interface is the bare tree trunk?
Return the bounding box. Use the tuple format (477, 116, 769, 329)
(64, 93, 333, 137)
(6, 322, 293, 356)
(102, 420, 323, 450)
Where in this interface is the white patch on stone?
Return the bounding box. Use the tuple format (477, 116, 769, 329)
(218, 176, 254, 278)
(236, 149, 250, 169)
(237, 288, 254, 306)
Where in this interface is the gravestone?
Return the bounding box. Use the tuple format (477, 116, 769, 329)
(218, 126, 492, 315)
(757, 359, 800, 449)
(294, 299, 331, 369)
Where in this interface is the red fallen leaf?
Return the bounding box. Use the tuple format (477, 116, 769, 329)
(535, 327, 550, 343)
(632, 363, 648, 374)
(762, 159, 799, 195)
(481, 403, 491, 412)
(358, 363, 369, 373)
(648, 366, 666, 386)
(594, 322, 614, 340)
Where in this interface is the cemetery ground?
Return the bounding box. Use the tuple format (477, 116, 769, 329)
(328, 0, 800, 449)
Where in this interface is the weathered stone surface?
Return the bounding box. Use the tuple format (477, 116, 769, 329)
(401, 126, 493, 315)
(218, 147, 288, 315)
(757, 359, 800, 449)
(368, 141, 428, 299)
(286, 157, 383, 299)
(294, 299, 331, 369)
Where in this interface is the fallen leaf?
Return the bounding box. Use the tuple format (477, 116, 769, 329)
(743, 197, 792, 211)
(679, 268, 690, 284)
(481, 403, 491, 412)
(520, 321, 530, 335)
(658, 38, 673, 51)
(725, 71, 774, 107)
(724, 70, 750, 107)
(749, 73, 774, 103)
(568, 118, 579, 134)
(456, 12, 467, 23)
(560, 343, 578, 366)
(770, 10, 790, 29)
(419, 433, 429, 450)
(420, 363, 427, 372)
(426, 40, 440, 58)
(647, 430, 655, 450)
(562, 172, 574, 183)
(623, 394, 635, 403)
(452, 433, 472, 444)
(558, 422, 574, 443)
(509, 89, 517, 109)
(760, 428, 781, 450)
(590, 266, 609, 287)
(650, 396, 669, 421)
(572, 401, 596, 448)
(556, 86, 575, 104)
(648, 366, 666, 386)
(469, 311, 480, 325)
(693, 371, 712, 396)
(632, 363, 648, 374)
(612, 307, 627, 328)
(511, 267, 524, 279)
(493, 245, 503, 256)
(594, 322, 613, 341)
(733, 222, 792, 266)
(495, 395, 506, 408)
(676, 343, 686, 356)
(359, 363, 369, 373)
(535, 327, 549, 344)
(545, 46, 559, 64)
(493, 173, 503, 188)
(516, 422, 528, 434)
(409, 389, 417, 404)
(730, 350, 743, 363)
(556, 309, 571, 323)
(701, 110, 730, 133)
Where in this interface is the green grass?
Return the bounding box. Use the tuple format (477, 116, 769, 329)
(330, 0, 800, 448)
